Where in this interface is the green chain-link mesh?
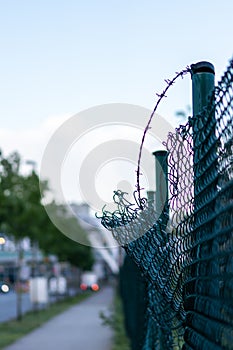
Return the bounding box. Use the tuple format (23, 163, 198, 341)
(99, 57, 233, 349)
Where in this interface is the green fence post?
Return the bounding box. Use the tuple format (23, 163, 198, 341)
(147, 190, 155, 209)
(152, 150, 169, 349)
(153, 150, 169, 219)
(191, 61, 215, 117)
(191, 62, 215, 199)
(186, 62, 216, 346)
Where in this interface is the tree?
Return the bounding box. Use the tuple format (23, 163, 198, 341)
(0, 151, 41, 320)
(0, 150, 94, 268)
(0, 150, 94, 282)
(0, 150, 94, 320)
(37, 202, 94, 270)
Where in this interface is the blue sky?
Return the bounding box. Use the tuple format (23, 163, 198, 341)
(0, 1, 233, 205)
(1, 1, 233, 130)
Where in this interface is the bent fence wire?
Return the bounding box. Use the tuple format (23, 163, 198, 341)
(99, 57, 233, 349)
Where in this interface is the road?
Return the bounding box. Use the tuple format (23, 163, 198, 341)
(4, 286, 114, 350)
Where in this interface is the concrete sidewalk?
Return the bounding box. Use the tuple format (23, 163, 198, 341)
(4, 286, 114, 350)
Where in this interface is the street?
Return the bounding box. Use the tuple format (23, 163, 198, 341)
(4, 286, 114, 350)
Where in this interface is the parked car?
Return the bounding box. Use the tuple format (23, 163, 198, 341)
(80, 272, 99, 292)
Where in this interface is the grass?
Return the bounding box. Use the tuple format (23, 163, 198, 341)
(100, 291, 131, 350)
(111, 294, 131, 350)
(0, 292, 91, 349)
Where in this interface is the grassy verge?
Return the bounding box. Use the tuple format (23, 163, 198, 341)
(100, 291, 131, 350)
(112, 294, 131, 350)
(0, 292, 91, 349)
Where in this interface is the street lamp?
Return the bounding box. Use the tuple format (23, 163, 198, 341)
(0, 236, 6, 251)
(0, 237, 6, 245)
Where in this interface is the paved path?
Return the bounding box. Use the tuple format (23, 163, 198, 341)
(4, 286, 114, 350)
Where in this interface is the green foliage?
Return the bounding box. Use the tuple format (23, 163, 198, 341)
(38, 205, 94, 270)
(0, 150, 94, 270)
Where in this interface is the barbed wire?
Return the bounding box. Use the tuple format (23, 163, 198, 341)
(136, 67, 191, 207)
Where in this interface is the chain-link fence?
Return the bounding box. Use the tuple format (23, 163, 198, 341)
(100, 57, 233, 349)
(119, 255, 147, 350)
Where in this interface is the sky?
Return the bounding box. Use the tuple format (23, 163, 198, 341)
(0, 0, 233, 210)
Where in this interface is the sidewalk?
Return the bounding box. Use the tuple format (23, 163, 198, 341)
(4, 286, 114, 350)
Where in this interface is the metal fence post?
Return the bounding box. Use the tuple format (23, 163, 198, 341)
(147, 190, 155, 209)
(152, 150, 169, 349)
(153, 150, 169, 219)
(191, 62, 215, 214)
(191, 61, 215, 116)
(185, 62, 216, 346)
